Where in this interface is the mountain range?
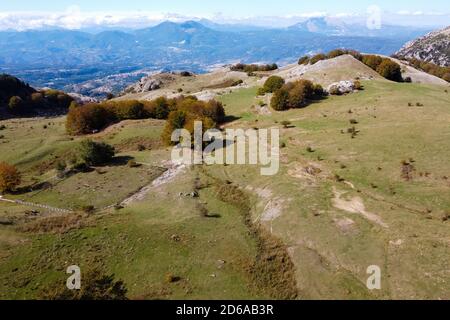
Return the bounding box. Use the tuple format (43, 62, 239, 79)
(0, 18, 433, 97)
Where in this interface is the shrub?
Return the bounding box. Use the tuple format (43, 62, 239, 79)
(362, 55, 383, 70)
(31, 92, 44, 105)
(376, 59, 403, 82)
(309, 53, 327, 65)
(0, 162, 21, 193)
(442, 73, 450, 82)
(298, 56, 310, 65)
(287, 82, 307, 108)
(313, 84, 325, 97)
(257, 87, 266, 96)
(281, 120, 291, 128)
(147, 96, 170, 119)
(78, 140, 115, 166)
(327, 49, 346, 59)
(328, 86, 341, 95)
(40, 270, 127, 300)
(262, 76, 285, 93)
(231, 79, 244, 87)
(203, 100, 225, 123)
(270, 88, 290, 111)
(127, 160, 140, 168)
(8, 96, 24, 111)
(353, 80, 363, 90)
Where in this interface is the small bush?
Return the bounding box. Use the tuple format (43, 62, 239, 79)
(328, 86, 341, 95)
(353, 81, 363, 90)
(298, 56, 310, 65)
(281, 120, 291, 128)
(165, 273, 181, 283)
(310, 53, 327, 65)
(127, 160, 140, 168)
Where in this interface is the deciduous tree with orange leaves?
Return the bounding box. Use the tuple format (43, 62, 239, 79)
(0, 162, 21, 193)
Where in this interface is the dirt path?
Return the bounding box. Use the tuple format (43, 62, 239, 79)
(331, 187, 388, 228)
(120, 161, 186, 206)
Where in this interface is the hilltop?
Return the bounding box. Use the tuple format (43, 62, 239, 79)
(118, 53, 448, 103)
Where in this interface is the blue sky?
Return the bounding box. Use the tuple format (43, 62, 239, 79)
(0, 0, 449, 30)
(1, 0, 449, 16)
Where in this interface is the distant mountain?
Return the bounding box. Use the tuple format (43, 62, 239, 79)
(288, 17, 431, 38)
(395, 26, 450, 66)
(0, 20, 431, 97)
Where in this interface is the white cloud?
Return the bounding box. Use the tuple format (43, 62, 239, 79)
(0, 7, 448, 31)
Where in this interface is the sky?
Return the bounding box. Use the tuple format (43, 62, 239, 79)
(0, 0, 449, 30)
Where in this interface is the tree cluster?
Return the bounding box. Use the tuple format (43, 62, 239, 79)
(270, 80, 326, 111)
(1, 74, 74, 115)
(230, 63, 278, 73)
(400, 58, 450, 82)
(0, 74, 73, 115)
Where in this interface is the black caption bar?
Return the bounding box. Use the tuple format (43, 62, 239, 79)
(1, 300, 448, 319)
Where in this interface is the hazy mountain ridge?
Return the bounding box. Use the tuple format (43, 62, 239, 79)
(0, 19, 433, 97)
(395, 26, 450, 66)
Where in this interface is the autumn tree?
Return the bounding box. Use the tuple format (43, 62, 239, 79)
(0, 162, 21, 193)
(376, 59, 403, 82)
(270, 88, 290, 111)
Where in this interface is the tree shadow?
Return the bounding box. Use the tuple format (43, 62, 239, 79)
(223, 115, 241, 124)
(205, 213, 221, 218)
(108, 155, 135, 167)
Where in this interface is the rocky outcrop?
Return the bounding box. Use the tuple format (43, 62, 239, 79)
(327, 80, 356, 95)
(395, 26, 450, 67)
(126, 76, 163, 94)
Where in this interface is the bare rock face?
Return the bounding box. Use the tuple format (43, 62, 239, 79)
(395, 26, 450, 67)
(129, 77, 163, 93)
(67, 92, 99, 104)
(327, 80, 355, 94)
